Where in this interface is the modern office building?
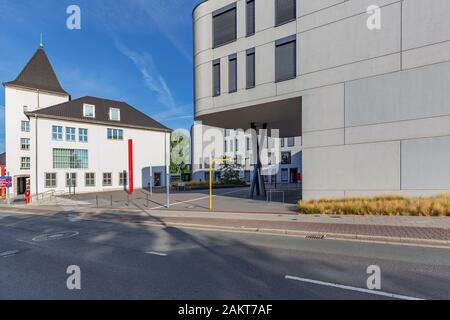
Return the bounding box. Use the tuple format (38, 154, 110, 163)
(193, 0, 450, 200)
(3, 46, 171, 198)
(191, 122, 302, 184)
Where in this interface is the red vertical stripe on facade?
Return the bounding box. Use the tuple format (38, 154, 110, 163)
(128, 139, 134, 194)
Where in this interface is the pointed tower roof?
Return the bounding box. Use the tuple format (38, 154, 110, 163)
(3, 47, 69, 96)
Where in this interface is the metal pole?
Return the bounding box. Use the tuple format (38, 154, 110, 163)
(110, 195, 113, 206)
(149, 164, 153, 196)
(165, 132, 170, 208)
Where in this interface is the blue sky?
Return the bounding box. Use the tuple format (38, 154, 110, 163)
(0, 0, 199, 153)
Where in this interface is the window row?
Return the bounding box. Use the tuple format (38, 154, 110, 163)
(45, 172, 128, 188)
(212, 35, 296, 96)
(51, 126, 124, 141)
(83, 104, 121, 121)
(213, 0, 296, 48)
(52, 126, 88, 142)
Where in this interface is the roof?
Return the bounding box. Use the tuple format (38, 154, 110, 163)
(0, 153, 5, 166)
(3, 47, 69, 96)
(26, 96, 171, 132)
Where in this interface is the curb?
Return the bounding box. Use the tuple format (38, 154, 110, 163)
(126, 219, 450, 248)
(1, 206, 448, 248)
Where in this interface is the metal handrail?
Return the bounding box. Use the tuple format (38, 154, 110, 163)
(30, 190, 57, 202)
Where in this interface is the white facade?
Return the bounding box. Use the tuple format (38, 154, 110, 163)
(4, 49, 170, 198)
(28, 117, 169, 195)
(5, 86, 68, 196)
(193, 0, 450, 200)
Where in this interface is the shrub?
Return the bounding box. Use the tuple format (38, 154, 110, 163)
(298, 193, 450, 216)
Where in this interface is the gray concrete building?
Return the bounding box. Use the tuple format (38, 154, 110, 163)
(193, 0, 450, 200)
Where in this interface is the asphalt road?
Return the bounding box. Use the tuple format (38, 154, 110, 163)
(0, 210, 449, 300)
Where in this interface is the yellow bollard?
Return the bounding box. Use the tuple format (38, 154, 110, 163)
(209, 159, 213, 211)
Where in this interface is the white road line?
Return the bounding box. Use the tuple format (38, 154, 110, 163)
(285, 275, 424, 300)
(149, 188, 247, 210)
(145, 251, 168, 256)
(0, 250, 19, 258)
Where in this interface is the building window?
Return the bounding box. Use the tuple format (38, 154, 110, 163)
(66, 173, 77, 187)
(213, 3, 237, 48)
(53, 149, 88, 169)
(287, 137, 295, 147)
(246, 0, 255, 36)
(275, 0, 296, 26)
(268, 152, 273, 165)
(225, 129, 230, 137)
(21, 121, 30, 132)
(212, 59, 221, 97)
(224, 140, 228, 153)
(281, 151, 292, 164)
(20, 157, 30, 170)
(235, 138, 239, 152)
(83, 104, 95, 118)
(52, 125, 63, 141)
(281, 138, 285, 148)
(119, 171, 128, 186)
(85, 173, 95, 187)
(21, 138, 30, 151)
(228, 54, 237, 93)
(103, 173, 112, 186)
(246, 48, 255, 89)
(45, 173, 57, 188)
(281, 168, 289, 182)
(230, 140, 233, 152)
(107, 128, 124, 140)
(79, 128, 88, 142)
(109, 108, 121, 121)
(275, 35, 296, 82)
(66, 127, 76, 142)
(246, 137, 251, 151)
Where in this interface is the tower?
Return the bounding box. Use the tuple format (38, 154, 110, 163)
(2, 47, 70, 197)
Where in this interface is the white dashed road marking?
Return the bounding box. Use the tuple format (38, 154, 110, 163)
(285, 275, 424, 300)
(145, 251, 168, 256)
(0, 250, 20, 258)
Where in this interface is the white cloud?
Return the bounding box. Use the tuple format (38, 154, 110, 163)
(134, 0, 194, 62)
(115, 41, 191, 121)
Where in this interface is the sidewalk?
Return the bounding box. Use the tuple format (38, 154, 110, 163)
(1, 204, 449, 247)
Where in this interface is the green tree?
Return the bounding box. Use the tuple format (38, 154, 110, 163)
(219, 156, 243, 184)
(170, 130, 190, 174)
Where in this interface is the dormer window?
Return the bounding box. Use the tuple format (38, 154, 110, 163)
(109, 108, 120, 121)
(83, 104, 95, 118)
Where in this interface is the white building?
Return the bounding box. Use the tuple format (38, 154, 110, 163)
(191, 122, 301, 185)
(193, 0, 450, 200)
(3, 47, 170, 198)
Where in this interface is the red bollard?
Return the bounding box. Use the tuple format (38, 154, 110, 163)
(25, 191, 31, 205)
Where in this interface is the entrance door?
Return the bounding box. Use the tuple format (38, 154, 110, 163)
(154, 173, 162, 187)
(17, 177, 29, 195)
(290, 168, 298, 183)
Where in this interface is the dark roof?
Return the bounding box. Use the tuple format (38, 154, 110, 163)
(3, 47, 69, 96)
(0, 153, 5, 166)
(26, 96, 171, 132)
